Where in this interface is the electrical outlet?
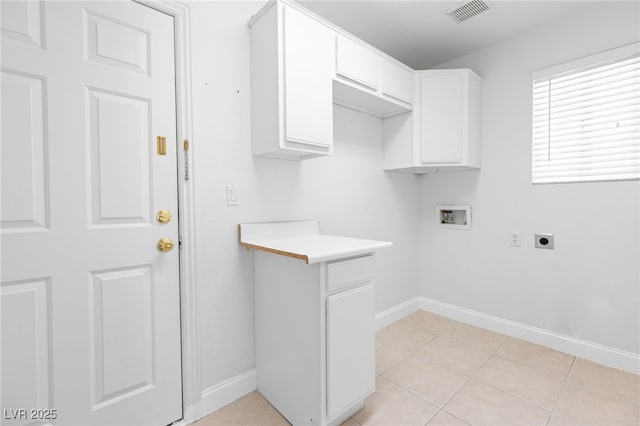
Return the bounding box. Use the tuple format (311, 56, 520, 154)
(511, 232, 521, 247)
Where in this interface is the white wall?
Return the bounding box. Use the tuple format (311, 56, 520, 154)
(190, 1, 420, 394)
(419, 2, 640, 354)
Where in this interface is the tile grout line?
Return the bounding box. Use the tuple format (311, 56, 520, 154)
(384, 368, 465, 412)
(477, 350, 495, 370)
(545, 355, 576, 426)
(233, 400, 254, 425)
(476, 335, 581, 419)
(381, 322, 517, 421)
(433, 407, 473, 426)
(489, 349, 573, 379)
(493, 335, 510, 354)
(378, 331, 441, 390)
(377, 332, 439, 376)
(374, 323, 446, 423)
(379, 326, 477, 422)
(422, 408, 440, 426)
(464, 373, 555, 417)
(483, 344, 576, 388)
(557, 359, 640, 407)
(439, 330, 506, 361)
(483, 352, 573, 399)
(378, 331, 457, 423)
(473, 376, 555, 414)
(348, 415, 363, 425)
(426, 373, 475, 426)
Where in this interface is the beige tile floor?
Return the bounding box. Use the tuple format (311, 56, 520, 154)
(193, 311, 640, 426)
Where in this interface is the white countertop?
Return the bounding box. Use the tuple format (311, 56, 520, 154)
(239, 220, 391, 264)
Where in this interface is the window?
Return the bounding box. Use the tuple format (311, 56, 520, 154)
(531, 43, 640, 184)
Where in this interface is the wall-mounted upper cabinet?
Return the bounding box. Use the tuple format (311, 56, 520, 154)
(333, 34, 414, 119)
(335, 35, 380, 91)
(383, 69, 482, 173)
(381, 60, 414, 105)
(248, 0, 419, 160)
(248, 0, 416, 161)
(249, 2, 335, 160)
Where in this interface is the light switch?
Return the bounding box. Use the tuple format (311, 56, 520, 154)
(226, 185, 239, 206)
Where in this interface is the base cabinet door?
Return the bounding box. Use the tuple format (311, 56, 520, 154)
(326, 283, 375, 418)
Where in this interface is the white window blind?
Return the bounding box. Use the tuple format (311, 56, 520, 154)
(532, 43, 640, 184)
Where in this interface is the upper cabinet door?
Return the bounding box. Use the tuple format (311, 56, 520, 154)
(335, 35, 380, 91)
(381, 60, 414, 104)
(283, 5, 335, 148)
(420, 72, 464, 163)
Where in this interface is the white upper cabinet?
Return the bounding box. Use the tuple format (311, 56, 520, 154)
(420, 72, 465, 163)
(333, 34, 413, 118)
(248, 0, 417, 160)
(383, 69, 482, 173)
(283, 6, 335, 151)
(249, 2, 335, 160)
(335, 34, 380, 90)
(381, 60, 414, 105)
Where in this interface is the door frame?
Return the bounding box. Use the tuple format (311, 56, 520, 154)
(133, 1, 200, 424)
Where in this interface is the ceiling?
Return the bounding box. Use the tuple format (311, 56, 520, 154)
(299, 0, 605, 69)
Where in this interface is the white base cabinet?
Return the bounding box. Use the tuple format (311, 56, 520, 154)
(254, 252, 376, 426)
(383, 69, 482, 173)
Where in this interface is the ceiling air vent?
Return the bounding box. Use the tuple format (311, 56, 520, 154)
(446, 0, 493, 23)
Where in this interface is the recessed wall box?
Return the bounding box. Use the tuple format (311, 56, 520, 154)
(535, 233, 554, 249)
(436, 205, 471, 230)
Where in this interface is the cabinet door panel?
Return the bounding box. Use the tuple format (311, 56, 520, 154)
(420, 73, 463, 163)
(283, 6, 334, 148)
(336, 35, 380, 90)
(381, 60, 413, 104)
(326, 284, 375, 419)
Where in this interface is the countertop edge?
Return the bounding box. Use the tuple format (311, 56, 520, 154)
(241, 239, 391, 264)
(240, 241, 310, 264)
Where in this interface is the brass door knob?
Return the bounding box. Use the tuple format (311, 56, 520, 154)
(156, 210, 172, 224)
(158, 238, 174, 252)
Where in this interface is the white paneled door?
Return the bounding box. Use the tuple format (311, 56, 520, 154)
(1, 2, 182, 425)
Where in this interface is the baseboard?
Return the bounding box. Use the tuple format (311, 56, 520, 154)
(375, 297, 420, 330)
(199, 369, 257, 420)
(419, 297, 640, 374)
